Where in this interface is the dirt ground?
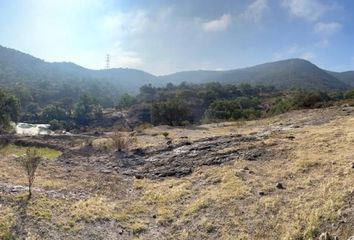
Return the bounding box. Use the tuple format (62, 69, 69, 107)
(1, 106, 354, 239)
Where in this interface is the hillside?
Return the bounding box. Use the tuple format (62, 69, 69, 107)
(0, 46, 353, 111)
(327, 70, 354, 87)
(0, 46, 158, 92)
(160, 59, 351, 91)
(0, 46, 159, 108)
(1, 105, 354, 239)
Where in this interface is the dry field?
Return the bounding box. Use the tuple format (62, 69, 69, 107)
(1, 106, 354, 239)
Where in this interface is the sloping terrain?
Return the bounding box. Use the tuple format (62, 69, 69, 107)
(160, 59, 350, 91)
(1, 105, 354, 239)
(0, 45, 352, 96)
(328, 70, 354, 87)
(0, 45, 158, 95)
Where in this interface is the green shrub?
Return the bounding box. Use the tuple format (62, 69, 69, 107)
(204, 97, 261, 121)
(344, 89, 354, 99)
(270, 99, 292, 115)
(292, 91, 331, 109)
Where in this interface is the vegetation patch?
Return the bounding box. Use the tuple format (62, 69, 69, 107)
(0, 206, 15, 239)
(0, 144, 61, 159)
(71, 197, 148, 233)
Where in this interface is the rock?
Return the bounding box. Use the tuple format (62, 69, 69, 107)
(319, 232, 339, 240)
(286, 136, 295, 140)
(248, 170, 255, 174)
(243, 166, 249, 171)
(351, 162, 354, 169)
(133, 148, 145, 156)
(275, 182, 285, 189)
(166, 140, 172, 145)
(100, 169, 112, 174)
(118, 229, 124, 235)
(11, 185, 27, 192)
(319, 232, 331, 240)
(347, 236, 354, 240)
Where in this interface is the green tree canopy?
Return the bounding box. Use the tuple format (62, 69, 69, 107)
(74, 94, 103, 126)
(0, 89, 20, 130)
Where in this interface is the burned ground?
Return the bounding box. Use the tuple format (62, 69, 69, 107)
(1, 106, 354, 239)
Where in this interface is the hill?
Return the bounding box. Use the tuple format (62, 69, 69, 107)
(0, 45, 158, 108)
(327, 70, 354, 87)
(0, 45, 353, 111)
(160, 59, 350, 91)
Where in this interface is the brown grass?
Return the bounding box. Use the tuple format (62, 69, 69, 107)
(0, 109, 353, 239)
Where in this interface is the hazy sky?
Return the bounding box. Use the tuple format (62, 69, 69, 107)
(0, 0, 354, 74)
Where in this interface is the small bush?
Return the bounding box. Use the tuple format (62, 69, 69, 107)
(110, 131, 135, 151)
(135, 123, 153, 133)
(113, 124, 131, 132)
(344, 89, 354, 99)
(162, 132, 169, 139)
(270, 99, 292, 115)
(17, 148, 43, 199)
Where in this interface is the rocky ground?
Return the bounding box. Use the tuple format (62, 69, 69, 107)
(1, 105, 354, 239)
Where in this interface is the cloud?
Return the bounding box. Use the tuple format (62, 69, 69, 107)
(314, 22, 342, 35)
(102, 10, 148, 37)
(300, 51, 316, 61)
(240, 0, 268, 23)
(109, 42, 143, 68)
(315, 39, 330, 48)
(273, 45, 316, 61)
(282, 0, 330, 22)
(202, 14, 232, 32)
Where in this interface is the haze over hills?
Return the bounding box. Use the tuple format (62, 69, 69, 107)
(0, 46, 158, 93)
(326, 70, 354, 87)
(0, 45, 353, 99)
(162, 59, 353, 91)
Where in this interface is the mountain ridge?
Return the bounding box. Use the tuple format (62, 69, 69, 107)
(0, 45, 353, 94)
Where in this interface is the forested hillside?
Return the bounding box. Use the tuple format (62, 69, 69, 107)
(0, 46, 158, 110)
(0, 45, 353, 123)
(160, 59, 351, 91)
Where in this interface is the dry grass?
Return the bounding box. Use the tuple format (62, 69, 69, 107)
(0, 206, 15, 239)
(1, 109, 354, 239)
(71, 197, 148, 233)
(131, 115, 354, 239)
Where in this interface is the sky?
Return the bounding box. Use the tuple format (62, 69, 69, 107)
(0, 0, 354, 75)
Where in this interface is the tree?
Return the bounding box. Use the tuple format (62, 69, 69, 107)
(0, 90, 20, 131)
(204, 97, 261, 121)
(150, 99, 191, 126)
(73, 94, 102, 126)
(292, 91, 331, 109)
(18, 149, 42, 199)
(41, 105, 67, 122)
(116, 93, 136, 110)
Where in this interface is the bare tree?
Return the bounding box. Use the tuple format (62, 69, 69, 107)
(18, 148, 42, 199)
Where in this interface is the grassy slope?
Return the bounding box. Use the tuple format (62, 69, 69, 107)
(1, 108, 354, 239)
